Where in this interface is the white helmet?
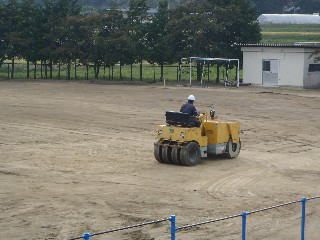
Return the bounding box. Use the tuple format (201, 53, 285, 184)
(188, 95, 196, 101)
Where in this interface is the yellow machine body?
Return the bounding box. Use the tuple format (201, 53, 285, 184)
(156, 121, 240, 146)
(203, 121, 240, 145)
(157, 126, 208, 147)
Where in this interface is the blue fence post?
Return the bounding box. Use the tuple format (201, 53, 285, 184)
(170, 215, 176, 240)
(300, 198, 307, 240)
(82, 232, 91, 240)
(241, 212, 248, 240)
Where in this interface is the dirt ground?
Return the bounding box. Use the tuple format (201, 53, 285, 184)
(0, 80, 319, 240)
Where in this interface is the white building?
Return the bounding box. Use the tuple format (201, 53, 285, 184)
(258, 13, 320, 24)
(241, 43, 320, 88)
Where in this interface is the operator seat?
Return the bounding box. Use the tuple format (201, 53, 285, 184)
(165, 111, 200, 127)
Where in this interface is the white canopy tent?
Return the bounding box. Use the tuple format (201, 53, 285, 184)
(185, 57, 240, 87)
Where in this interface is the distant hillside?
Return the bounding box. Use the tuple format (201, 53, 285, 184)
(0, 0, 318, 13)
(0, 0, 181, 8)
(80, 0, 320, 14)
(78, 0, 182, 9)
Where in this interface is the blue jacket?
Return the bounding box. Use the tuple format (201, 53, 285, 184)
(180, 103, 198, 116)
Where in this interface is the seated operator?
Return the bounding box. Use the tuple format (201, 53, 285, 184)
(180, 95, 200, 127)
(180, 95, 198, 116)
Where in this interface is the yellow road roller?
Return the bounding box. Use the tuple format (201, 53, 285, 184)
(154, 110, 241, 166)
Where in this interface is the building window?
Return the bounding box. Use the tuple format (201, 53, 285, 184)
(308, 64, 320, 72)
(263, 60, 271, 71)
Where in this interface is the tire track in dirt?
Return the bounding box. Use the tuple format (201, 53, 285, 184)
(201, 169, 267, 199)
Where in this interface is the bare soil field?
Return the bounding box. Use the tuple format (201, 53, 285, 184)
(0, 80, 319, 240)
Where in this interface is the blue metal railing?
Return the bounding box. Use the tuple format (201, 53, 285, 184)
(68, 217, 170, 240)
(68, 196, 320, 240)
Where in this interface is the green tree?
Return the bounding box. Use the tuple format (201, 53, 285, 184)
(102, 8, 135, 78)
(52, 15, 90, 79)
(168, 0, 260, 60)
(167, 1, 213, 60)
(128, 0, 149, 80)
(0, 3, 8, 64)
(81, 8, 133, 80)
(18, 0, 42, 78)
(0, 0, 46, 78)
(208, 0, 261, 58)
(40, 0, 81, 79)
(146, 0, 173, 80)
(0, 0, 27, 78)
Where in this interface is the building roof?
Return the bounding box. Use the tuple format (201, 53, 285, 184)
(239, 43, 320, 49)
(258, 14, 320, 24)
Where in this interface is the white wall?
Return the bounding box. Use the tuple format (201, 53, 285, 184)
(243, 50, 262, 84)
(303, 51, 320, 88)
(279, 51, 304, 86)
(242, 47, 306, 87)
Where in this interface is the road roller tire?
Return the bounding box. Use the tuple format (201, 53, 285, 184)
(180, 142, 201, 166)
(154, 141, 164, 163)
(225, 139, 241, 159)
(161, 144, 173, 163)
(171, 146, 181, 165)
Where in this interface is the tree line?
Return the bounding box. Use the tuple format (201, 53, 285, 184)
(44, 0, 320, 14)
(0, 0, 261, 80)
